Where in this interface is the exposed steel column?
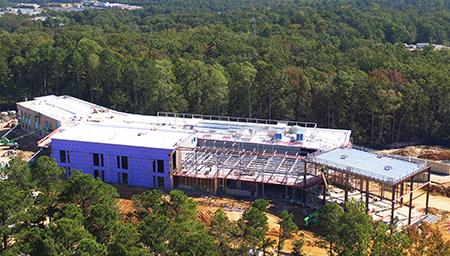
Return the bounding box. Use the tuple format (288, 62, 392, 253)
(390, 185, 396, 225)
(408, 177, 414, 225)
(344, 172, 349, 202)
(365, 180, 370, 212)
(399, 182, 404, 204)
(322, 184, 326, 205)
(302, 162, 307, 203)
(425, 168, 431, 215)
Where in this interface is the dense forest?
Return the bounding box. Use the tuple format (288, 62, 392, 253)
(0, 0, 449, 146)
(1, 156, 449, 255)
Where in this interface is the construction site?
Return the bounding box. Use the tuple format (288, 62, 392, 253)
(1, 95, 448, 230)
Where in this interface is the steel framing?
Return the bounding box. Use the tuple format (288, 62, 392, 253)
(175, 146, 320, 188)
(173, 143, 431, 226)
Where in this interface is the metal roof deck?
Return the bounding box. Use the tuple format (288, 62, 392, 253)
(307, 147, 428, 185)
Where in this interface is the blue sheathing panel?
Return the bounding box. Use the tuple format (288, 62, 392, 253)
(51, 139, 173, 190)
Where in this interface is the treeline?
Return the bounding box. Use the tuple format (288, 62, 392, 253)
(2, 156, 449, 255)
(0, 0, 449, 146)
(0, 156, 304, 255)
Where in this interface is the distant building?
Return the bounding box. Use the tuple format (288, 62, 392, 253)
(5, 6, 42, 15)
(416, 43, 430, 49)
(402, 42, 447, 51)
(16, 3, 40, 9)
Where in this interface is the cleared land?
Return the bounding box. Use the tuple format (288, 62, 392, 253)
(0, 120, 38, 164)
(380, 145, 450, 161)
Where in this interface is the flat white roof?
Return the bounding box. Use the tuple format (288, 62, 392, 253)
(309, 147, 428, 184)
(18, 95, 351, 151)
(17, 95, 107, 123)
(51, 123, 193, 150)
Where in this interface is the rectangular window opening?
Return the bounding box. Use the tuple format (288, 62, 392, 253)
(121, 156, 128, 169)
(157, 160, 164, 173)
(93, 153, 100, 166)
(60, 150, 66, 163)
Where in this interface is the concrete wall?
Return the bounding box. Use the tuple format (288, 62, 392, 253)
(51, 139, 174, 190)
(16, 105, 59, 138)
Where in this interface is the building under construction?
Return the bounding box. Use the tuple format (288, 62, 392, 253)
(16, 95, 431, 226)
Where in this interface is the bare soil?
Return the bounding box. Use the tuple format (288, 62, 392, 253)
(1, 120, 38, 163)
(380, 145, 450, 161)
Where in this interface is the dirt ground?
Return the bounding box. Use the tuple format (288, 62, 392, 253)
(379, 145, 450, 161)
(0, 119, 41, 164)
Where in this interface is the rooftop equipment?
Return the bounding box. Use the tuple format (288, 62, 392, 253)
(274, 132, 282, 140)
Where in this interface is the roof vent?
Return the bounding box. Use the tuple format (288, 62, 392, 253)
(340, 154, 348, 159)
(384, 165, 392, 171)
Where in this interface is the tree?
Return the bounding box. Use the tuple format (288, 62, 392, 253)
(335, 200, 373, 255)
(316, 202, 344, 255)
(227, 61, 257, 117)
(210, 209, 238, 256)
(132, 189, 164, 220)
(238, 199, 270, 254)
(291, 237, 306, 256)
(60, 172, 119, 243)
(76, 238, 107, 256)
(31, 156, 64, 193)
(149, 59, 188, 113)
(283, 65, 312, 121)
(370, 222, 410, 256)
(277, 210, 297, 255)
(2, 157, 32, 190)
(108, 222, 150, 256)
(140, 214, 173, 255)
(0, 180, 31, 252)
(138, 190, 219, 256)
